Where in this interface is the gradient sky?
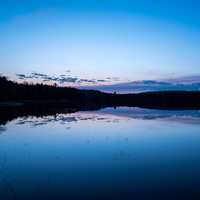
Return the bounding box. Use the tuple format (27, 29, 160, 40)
(0, 0, 200, 84)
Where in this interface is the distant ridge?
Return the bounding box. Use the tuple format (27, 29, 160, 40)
(80, 76, 200, 93)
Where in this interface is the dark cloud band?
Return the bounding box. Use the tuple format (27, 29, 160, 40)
(16, 72, 120, 85)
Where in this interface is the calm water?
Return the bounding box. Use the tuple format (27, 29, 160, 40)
(0, 107, 200, 199)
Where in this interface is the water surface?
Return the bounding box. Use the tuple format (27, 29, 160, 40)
(0, 107, 200, 199)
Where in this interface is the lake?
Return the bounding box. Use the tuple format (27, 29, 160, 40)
(0, 107, 200, 199)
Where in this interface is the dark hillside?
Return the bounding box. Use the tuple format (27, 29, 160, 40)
(1, 76, 200, 110)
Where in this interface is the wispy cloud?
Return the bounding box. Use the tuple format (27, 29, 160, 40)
(15, 72, 121, 86)
(15, 72, 200, 92)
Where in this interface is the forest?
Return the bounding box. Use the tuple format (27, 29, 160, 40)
(1, 76, 200, 110)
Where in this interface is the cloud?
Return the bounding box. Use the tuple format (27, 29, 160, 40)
(59, 77, 78, 83)
(97, 79, 106, 82)
(78, 79, 96, 83)
(16, 74, 34, 79)
(16, 72, 113, 85)
(16, 73, 77, 83)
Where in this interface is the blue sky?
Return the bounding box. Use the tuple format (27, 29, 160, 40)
(0, 0, 200, 85)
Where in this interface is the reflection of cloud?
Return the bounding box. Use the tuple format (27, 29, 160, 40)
(3, 107, 200, 131)
(13, 112, 128, 128)
(166, 75, 200, 84)
(16, 115, 78, 127)
(97, 107, 200, 125)
(10, 108, 200, 127)
(0, 126, 6, 133)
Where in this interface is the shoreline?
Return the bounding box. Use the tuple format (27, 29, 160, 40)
(1, 90, 200, 111)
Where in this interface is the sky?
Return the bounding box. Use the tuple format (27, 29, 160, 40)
(0, 0, 200, 85)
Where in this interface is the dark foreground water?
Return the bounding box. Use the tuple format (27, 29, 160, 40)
(0, 107, 200, 200)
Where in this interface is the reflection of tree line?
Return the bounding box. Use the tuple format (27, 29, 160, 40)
(0, 105, 77, 126)
(0, 106, 121, 128)
(1, 105, 200, 129)
(0, 102, 109, 126)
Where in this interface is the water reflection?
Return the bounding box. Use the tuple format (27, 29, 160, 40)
(13, 113, 126, 130)
(1, 107, 200, 129)
(98, 107, 200, 124)
(1, 107, 200, 199)
(0, 126, 6, 133)
(15, 115, 77, 127)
